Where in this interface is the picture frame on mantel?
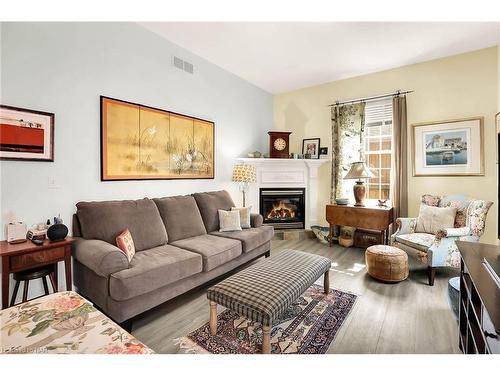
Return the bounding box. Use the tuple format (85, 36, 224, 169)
(412, 117, 484, 176)
(0, 105, 55, 161)
(302, 138, 321, 159)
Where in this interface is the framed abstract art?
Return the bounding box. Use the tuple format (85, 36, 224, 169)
(0, 105, 55, 161)
(100, 96, 215, 181)
(412, 117, 484, 176)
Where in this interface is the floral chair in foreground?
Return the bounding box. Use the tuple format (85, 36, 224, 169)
(391, 194, 492, 286)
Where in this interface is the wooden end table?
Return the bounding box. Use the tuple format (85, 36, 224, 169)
(326, 203, 394, 247)
(1, 237, 75, 309)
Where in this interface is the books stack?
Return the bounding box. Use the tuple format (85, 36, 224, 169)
(26, 229, 47, 241)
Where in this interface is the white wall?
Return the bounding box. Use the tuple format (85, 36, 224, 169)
(0, 22, 272, 302)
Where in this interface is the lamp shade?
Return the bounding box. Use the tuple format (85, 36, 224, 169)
(232, 164, 256, 183)
(344, 161, 375, 180)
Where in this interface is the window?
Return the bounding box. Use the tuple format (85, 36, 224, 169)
(363, 100, 393, 200)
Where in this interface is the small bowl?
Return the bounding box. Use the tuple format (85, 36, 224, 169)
(335, 198, 350, 205)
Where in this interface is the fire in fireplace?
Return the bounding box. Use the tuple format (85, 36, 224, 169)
(259, 188, 305, 229)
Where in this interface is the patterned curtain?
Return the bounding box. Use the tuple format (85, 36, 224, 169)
(391, 95, 408, 219)
(330, 103, 366, 202)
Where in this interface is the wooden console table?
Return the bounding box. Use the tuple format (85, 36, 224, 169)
(326, 203, 394, 247)
(0, 238, 75, 309)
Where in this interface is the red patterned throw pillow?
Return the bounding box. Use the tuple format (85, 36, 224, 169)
(116, 228, 135, 262)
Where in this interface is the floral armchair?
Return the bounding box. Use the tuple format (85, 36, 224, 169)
(391, 194, 492, 286)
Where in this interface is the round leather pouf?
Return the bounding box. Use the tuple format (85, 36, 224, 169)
(365, 245, 409, 283)
(47, 223, 68, 241)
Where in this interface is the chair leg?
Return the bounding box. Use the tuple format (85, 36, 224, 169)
(428, 266, 436, 286)
(42, 276, 49, 295)
(22, 280, 29, 302)
(48, 272, 57, 292)
(10, 280, 21, 307)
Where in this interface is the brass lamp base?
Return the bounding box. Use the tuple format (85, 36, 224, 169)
(353, 180, 366, 206)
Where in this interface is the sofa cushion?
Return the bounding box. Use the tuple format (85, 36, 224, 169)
(394, 233, 436, 252)
(76, 198, 167, 251)
(211, 226, 274, 253)
(109, 244, 202, 301)
(153, 195, 207, 242)
(171, 234, 242, 272)
(193, 190, 235, 232)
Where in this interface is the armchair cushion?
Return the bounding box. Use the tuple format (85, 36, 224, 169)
(72, 239, 129, 277)
(394, 233, 435, 252)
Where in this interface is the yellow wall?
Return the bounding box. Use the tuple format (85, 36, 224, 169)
(274, 47, 498, 244)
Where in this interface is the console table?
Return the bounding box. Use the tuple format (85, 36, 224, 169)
(457, 241, 499, 354)
(326, 203, 394, 247)
(0, 238, 75, 309)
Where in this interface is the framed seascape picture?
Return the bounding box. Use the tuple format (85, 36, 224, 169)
(101, 96, 215, 181)
(412, 117, 484, 176)
(302, 138, 320, 159)
(0, 105, 54, 161)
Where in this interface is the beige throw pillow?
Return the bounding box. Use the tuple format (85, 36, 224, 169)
(415, 204, 457, 235)
(231, 206, 252, 229)
(218, 209, 242, 232)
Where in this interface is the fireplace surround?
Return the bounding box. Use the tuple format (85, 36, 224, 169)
(260, 188, 305, 229)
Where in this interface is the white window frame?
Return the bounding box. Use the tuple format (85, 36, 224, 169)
(364, 100, 393, 200)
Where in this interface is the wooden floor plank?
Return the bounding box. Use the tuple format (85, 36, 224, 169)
(132, 238, 460, 354)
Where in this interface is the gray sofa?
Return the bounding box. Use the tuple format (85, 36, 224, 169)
(72, 190, 274, 324)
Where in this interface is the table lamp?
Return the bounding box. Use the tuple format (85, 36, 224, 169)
(344, 161, 375, 207)
(232, 164, 256, 207)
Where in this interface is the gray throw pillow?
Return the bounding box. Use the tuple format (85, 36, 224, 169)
(231, 206, 252, 229)
(415, 204, 457, 235)
(218, 209, 242, 232)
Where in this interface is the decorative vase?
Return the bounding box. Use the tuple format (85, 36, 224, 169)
(47, 223, 68, 242)
(353, 181, 366, 206)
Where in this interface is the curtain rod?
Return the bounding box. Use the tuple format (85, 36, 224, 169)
(328, 90, 413, 107)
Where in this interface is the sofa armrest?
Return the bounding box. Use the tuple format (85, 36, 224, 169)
(250, 213, 263, 228)
(435, 227, 471, 240)
(72, 239, 128, 277)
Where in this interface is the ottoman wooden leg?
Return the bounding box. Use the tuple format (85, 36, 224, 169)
(324, 269, 330, 294)
(209, 301, 218, 335)
(262, 325, 271, 354)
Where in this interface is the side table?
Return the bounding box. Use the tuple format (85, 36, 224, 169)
(326, 203, 394, 247)
(0, 237, 75, 309)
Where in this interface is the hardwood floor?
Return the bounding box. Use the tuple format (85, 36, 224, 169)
(132, 238, 460, 354)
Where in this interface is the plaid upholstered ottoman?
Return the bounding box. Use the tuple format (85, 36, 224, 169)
(207, 250, 332, 354)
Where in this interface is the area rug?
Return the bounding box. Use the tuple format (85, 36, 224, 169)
(176, 285, 357, 354)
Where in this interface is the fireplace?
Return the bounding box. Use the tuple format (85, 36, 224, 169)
(259, 188, 305, 229)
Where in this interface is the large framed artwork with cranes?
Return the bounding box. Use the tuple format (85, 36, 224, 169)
(100, 96, 214, 181)
(412, 117, 484, 176)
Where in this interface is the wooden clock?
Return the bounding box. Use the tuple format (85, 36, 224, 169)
(268, 131, 292, 158)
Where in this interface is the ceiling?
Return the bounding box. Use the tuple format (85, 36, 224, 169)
(140, 22, 500, 94)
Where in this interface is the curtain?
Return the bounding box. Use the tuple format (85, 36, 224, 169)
(391, 95, 408, 219)
(330, 102, 366, 201)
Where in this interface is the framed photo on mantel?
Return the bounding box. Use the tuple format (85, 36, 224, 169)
(412, 117, 484, 176)
(0, 105, 55, 161)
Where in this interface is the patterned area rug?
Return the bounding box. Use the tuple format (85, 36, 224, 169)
(176, 285, 357, 354)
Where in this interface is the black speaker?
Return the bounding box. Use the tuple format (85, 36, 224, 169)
(47, 223, 68, 242)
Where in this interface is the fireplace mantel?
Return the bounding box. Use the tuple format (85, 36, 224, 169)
(235, 157, 330, 228)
